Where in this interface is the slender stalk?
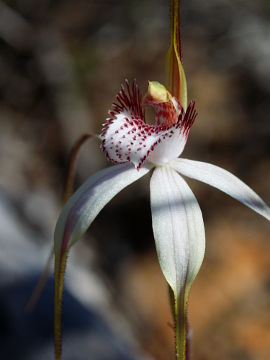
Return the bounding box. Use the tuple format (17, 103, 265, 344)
(54, 133, 94, 360)
(169, 286, 190, 360)
(54, 250, 68, 360)
(64, 133, 93, 203)
(174, 291, 188, 360)
(26, 133, 94, 315)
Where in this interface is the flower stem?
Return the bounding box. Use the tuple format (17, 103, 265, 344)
(64, 133, 93, 203)
(174, 291, 188, 360)
(54, 250, 68, 360)
(25, 134, 94, 314)
(54, 133, 94, 360)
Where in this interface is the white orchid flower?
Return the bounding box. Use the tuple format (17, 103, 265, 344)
(56, 77, 270, 286)
(54, 79, 270, 358)
(53, 1, 270, 358)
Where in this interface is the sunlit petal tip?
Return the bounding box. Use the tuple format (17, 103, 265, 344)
(172, 158, 270, 222)
(54, 163, 151, 257)
(150, 166, 205, 296)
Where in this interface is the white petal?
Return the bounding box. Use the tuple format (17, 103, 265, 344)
(54, 163, 151, 254)
(172, 158, 270, 221)
(102, 110, 187, 169)
(102, 81, 197, 170)
(150, 166, 205, 296)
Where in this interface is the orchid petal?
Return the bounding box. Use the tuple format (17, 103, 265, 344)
(150, 166, 205, 296)
(54, 162, 151, 255)
(54, 162, 151, 360)
(102, 81, 197, 169)
(102, 110, 188, 169)
(172, 158, 270, 221)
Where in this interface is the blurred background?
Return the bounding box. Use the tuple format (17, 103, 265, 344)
(0, 0, 270, 359)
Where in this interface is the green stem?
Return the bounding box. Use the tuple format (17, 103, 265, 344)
(174, 291, 188, 360)
(54, 251, 68, 360)
(54, 133, 94, 359)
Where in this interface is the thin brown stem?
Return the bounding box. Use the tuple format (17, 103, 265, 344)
(63, 133, 93, 203)
(25, 133, 94, 315)
(54, 132, 96, 360)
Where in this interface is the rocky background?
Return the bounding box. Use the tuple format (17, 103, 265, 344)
(0, 0, 270, 359)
